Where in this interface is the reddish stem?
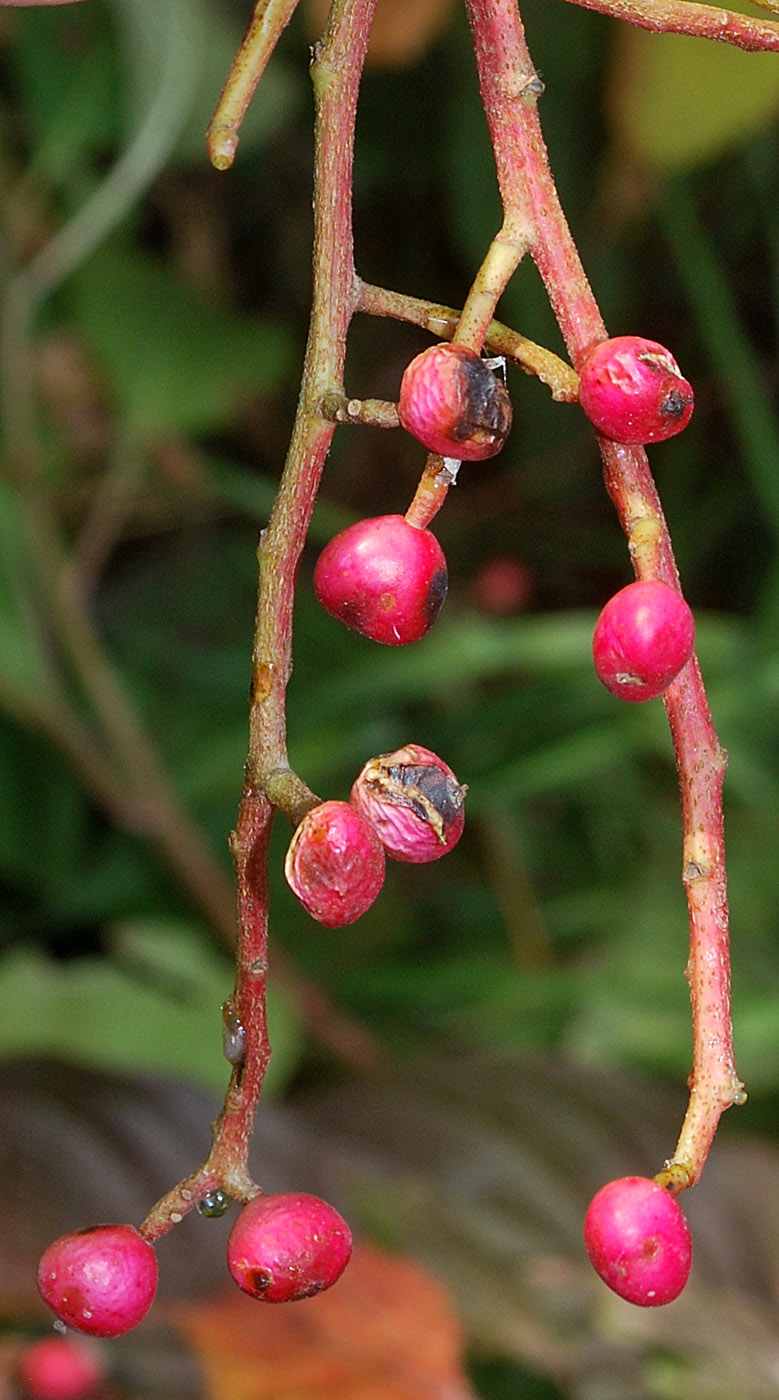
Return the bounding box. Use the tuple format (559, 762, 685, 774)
(141, 0, 380, 1237)
(561, 0, 779, 51)
(464, 0, 743, 1187)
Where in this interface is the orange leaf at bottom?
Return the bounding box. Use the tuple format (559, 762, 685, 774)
(167, 1241, 476, 1400)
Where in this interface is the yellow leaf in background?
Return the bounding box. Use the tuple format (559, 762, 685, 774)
(169, 1242, 476, 1400)
(305, 0, 455, 67)
(608, 1, 779, 170)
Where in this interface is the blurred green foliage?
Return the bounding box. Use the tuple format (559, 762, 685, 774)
(0, 0, 778, 1141)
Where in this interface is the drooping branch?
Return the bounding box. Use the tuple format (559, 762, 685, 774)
(463, 0, 743, 1189)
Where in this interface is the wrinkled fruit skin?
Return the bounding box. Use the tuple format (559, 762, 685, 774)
(593, 580, 695, 701)
(314, 514, 448, 645)
(578, 335, 694, 444)
(351, 744, 466, 863)
(37, 1225, 158, 1338)
(227, 1192, 352, 1302)
(584, 1176, 692, 1306)
(398, 342, 512, 460)
(285, 799, 385, 926)
(18, 1336, 102, 1400)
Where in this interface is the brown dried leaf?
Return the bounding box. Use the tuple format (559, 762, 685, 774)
(305, 0, 455, 68)
(168, 1241, 477, 1400)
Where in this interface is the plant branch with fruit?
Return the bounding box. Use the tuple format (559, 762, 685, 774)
(35, 0, 778, 1336)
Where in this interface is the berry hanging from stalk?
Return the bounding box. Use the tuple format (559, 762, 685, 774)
(314, 514, 448, 645)
(398, 342, 512, 460)
(592, 579, 695, 701)
(284, 799, 385, 926)
(578, 336, 693, 444)
(584, 1176, 692, 1306)
(351, 744, 466, 863)
(227, 1192, 352, 1302)
(37, 1225, 157, 1338)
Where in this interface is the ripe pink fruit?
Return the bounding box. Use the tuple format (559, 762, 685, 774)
(227, 1192, 352, 1302)
(592, 579, 695, 701)
(284, 799, 385, 926)
(37, 1224, 157, 1338)
(584, 1176, 692, 1306)
(398, 342, 512, 460)
(351, 744, 465, 863)
(578, 335, 694, 444)
(314, 514, 447, 645)
(18, 1336, 102, 1400)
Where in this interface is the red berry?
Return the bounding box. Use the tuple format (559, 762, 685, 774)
(398, 342, 512, 460)
(351, 744, 465, 863)
(584, 1176, 692, 1306)
(284, 799, 385, 926)
(592, 579, 695, 701)
(578, 335, 693, 444)
(18, 1336, 102, 1400)
(314, 514, 447, 645)
(36, 1224, 157, 1338)
(227, 1192, 352, 1302)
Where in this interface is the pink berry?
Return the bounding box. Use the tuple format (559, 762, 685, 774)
(584, 1176, 692, 1306)
(314, 514, 447, 645)
(592, 579, 695, 701)
(398, 342, 512, 460)
(36, 1224, 157, 1338)
(578, 335, 694, 444)
(351, 744, 466, 863)
(227, 1192, 352, 1303)
(18, 1337, 102, 1400)
(284, 799, 385, 926)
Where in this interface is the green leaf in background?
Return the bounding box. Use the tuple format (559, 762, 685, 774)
(609, 3, 779, 171)
(71, 241, 293, 438)
(0, 920, 302, 1095)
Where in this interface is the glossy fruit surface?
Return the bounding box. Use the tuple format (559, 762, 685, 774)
(284, 799, 385, 926)
(351, 744, 466, 863)
(18, 1336, 102, 1400)
(584, 1176, 692, 1306)
(578, 335, 693, 444)
(227, 1192, 352, 1302)
(592, 579, 695, 701)
(37, 1225, 157, 1338)
(314, 514, 447, 645)
(398, 342, 512, 460)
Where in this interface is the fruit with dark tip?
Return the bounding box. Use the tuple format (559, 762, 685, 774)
(578, 335, 693, 444)
(314, 514, 448, 645)
(399, 342, 512, 460)
(351, 744, 466, 863)
(227, 1192, 352, 1302)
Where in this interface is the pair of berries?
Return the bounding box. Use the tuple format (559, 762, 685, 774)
(315, 343, 513, 647)
(37, 1193, 352, 1339)
(285, 744, 466, 926)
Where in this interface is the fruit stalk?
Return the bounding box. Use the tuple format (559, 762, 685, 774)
(558, 0, 779, 51)
(465, 0, 743, 1185)
(142, 0, 380, 1237)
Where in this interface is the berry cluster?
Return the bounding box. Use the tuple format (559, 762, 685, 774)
(34, 327, 700, 1339)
